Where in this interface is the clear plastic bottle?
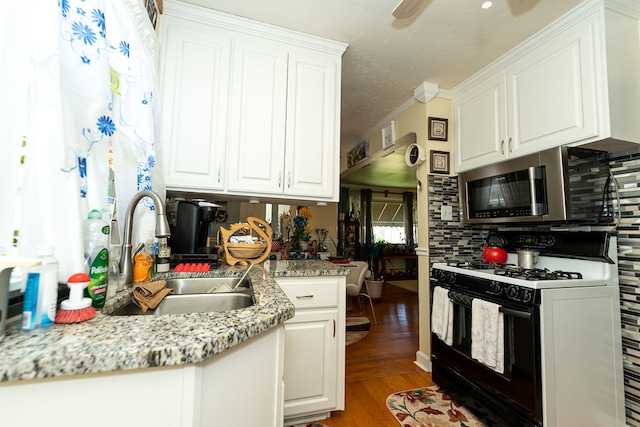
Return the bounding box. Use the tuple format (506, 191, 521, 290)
(83, 209, 110, 308)
(22, 245, 59, 330)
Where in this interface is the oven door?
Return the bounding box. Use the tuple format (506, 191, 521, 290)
(431, 287, 543, 426)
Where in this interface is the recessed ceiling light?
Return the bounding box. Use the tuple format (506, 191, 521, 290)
(482, 1, 493, 9)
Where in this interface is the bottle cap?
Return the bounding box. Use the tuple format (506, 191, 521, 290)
(88, 209, 103, 219)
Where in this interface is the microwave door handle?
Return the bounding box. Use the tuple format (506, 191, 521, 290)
(499, 306, 532, 321)
(528, 166, 545, 216)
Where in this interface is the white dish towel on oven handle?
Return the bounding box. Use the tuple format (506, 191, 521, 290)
(471, 298, 505, 374)
(431, 286, 453, 345)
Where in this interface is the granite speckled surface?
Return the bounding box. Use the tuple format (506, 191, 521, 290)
(0, 260, 346, 383)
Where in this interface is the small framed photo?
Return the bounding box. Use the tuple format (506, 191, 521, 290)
(430, 150, 450, 174)
(382, 121, 396, 149)
(428, 117, 448, 141)
(146, 0, 162, 29)
(347, 140, 369, 168)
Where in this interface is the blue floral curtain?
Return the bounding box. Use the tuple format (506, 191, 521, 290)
(0, 0, 164, 281)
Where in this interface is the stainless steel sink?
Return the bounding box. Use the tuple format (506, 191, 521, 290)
(164, 277, 252, 294)
(110, 277, 255, 316)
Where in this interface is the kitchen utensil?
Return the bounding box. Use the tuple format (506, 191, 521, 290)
(54, 272, 97, 324)
(0, 257, 41, 340)
(209, 263, 254, 293)
(234, 263, 253, 289)
(517, 250, 540, 269)
(483, 246, 508, 264)
(482, 233, 507, 264)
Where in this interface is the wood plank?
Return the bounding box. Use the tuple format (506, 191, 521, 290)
(322, 283, 434, 427)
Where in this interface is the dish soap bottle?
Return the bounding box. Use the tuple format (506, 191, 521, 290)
(83, 210, 110, 308)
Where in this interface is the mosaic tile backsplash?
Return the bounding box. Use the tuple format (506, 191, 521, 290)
(427, 146, 640, 426)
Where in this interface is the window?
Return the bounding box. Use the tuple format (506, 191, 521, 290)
(371, 192, 417, 245)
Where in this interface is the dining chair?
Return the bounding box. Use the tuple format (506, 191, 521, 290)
(345, 260, 378, 324)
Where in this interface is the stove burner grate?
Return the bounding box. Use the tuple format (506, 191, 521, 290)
(447, 260, 497, 269)
(494, 265, 583, 280)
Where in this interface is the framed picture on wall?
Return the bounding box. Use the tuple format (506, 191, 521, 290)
(430, 150, 450, 174)
(347, 140, 369, 168)
(382, 121, 396, 149)
(428, 117, 448, 141)
(146, 0, 162, 29)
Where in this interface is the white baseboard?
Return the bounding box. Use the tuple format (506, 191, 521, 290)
(414, 350, 431, 372)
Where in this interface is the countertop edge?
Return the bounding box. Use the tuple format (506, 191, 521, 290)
(0, 261, 347, 383)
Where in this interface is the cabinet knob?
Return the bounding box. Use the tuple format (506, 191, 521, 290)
(296, 294, 314, 299)
(501, 139, 505, 154)
(287, 171, 292, 188)
(508, 137, 513, 153)
(217, 165, 222, 183)
(278, 170, 282, 188)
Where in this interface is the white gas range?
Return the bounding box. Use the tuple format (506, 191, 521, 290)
(430, 230, 625, 427)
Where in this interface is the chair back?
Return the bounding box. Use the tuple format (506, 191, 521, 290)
(346, 261, 369, 296)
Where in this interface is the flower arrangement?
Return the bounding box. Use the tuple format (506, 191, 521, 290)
(290, 207, 313, 251)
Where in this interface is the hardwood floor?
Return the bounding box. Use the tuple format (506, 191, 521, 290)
(323, 283, 435, 427)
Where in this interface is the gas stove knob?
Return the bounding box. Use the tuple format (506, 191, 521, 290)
(522, 291, 532, 303)
(489, 282, 503, 295)
(447, 272, 456, 284)
(506, 286, 518, 299)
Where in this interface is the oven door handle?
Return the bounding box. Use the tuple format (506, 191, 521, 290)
(499, 307, 532, 321)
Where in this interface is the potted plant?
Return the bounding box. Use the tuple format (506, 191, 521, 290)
(366, 256, 384, 299)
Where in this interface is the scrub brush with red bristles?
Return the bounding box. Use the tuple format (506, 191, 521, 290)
(55, 272, 97, 323)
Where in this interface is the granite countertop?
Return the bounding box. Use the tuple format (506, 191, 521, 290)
(0, 259, 347, 384)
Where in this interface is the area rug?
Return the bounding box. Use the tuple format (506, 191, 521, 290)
(346, 315, 370, 346)
(386, 386, 488, 427)
(292, 423, 329, 427)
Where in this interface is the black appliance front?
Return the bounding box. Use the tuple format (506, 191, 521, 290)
(431, 285, 543, 427)
(169, 201, 219, 255)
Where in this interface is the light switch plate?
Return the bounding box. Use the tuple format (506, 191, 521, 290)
(441, 205, 453, 221)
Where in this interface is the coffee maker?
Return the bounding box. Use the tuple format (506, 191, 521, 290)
(169, 200, 220, 255)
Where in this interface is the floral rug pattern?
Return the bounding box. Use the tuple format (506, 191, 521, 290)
(292, 423, 329, 427)
(386, 386, 487, 427)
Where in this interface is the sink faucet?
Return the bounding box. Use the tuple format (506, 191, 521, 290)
(119, 190, 171, 286)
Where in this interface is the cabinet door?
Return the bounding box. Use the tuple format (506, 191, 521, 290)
(283, 309, 338, 417)
(226, 36, 289, 195)
(284, 50, 340, 200)
(453, 74, 508, 173)
(507, 18, 598, 156)
(161, 17, 231, 191)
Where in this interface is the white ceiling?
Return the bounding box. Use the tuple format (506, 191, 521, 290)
(176, 0, 584, 186)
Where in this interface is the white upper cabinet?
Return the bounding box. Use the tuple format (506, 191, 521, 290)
(161, 1, 347, 202)
(225, 36, 289, 195)
(160, 17, 231, 191)
(453, 0, 640, 173)
(226, 44, 341, 200)
(285, 50, 340, 199)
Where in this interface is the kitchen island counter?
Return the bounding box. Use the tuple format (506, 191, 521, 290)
(0, 260, 346, 383)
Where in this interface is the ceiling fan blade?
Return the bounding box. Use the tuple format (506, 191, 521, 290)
(392, 0, 425, 19)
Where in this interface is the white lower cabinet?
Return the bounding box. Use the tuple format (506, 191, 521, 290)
(0, 326, 285, 427)
(276, 275, 346, 426)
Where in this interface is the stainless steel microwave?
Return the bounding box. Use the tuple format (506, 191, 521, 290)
(459, 146, 615, 224)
